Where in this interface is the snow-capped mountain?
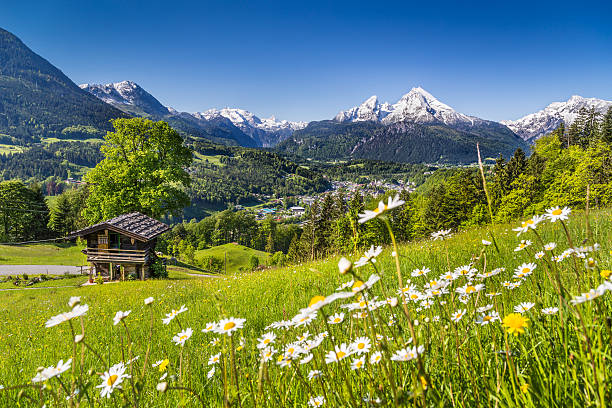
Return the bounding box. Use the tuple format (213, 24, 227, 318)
(334, 95, 393, 123)
(195, 108, 306, 147)
(501, 95, 612, 141)
(81, 80, 304, 147)
(79, 81, 170, 117)
(335, 87, 486, 127)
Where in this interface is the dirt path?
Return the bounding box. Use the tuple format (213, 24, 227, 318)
(187, 273, 219, 278)
(0, 265, 84, 276)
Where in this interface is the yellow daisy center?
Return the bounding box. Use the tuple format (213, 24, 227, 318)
(522, 267, 530, 274)
(309, 295, 325, 308)
(357, 342, 365, 349)
(552, 209, 562, 216)
(337, 351, 346, 359)
(107, 374, 118, 386)
(356, 361, 363, 368)
(263, 338, 270, 344)
(224, 322, 236, 331)
(352, 281, 364, 291)
(333, 318, 341, 323)
(466, 286, 476, 294)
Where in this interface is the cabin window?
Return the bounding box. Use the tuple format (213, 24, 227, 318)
(98, 235, 108, 245)
(110, 233, 121, 249)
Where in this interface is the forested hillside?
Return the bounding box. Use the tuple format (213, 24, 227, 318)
(0, 29, 126, 142)
(276, 119, 528, 163)
(187, 141, 330, 205)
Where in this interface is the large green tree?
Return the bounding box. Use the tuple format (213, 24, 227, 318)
(83, 118, 193, 222)
(0, 181, 50, 242)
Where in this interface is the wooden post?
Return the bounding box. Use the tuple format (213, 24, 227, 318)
(110, 262, 113, 281)
(121, 265, 125, 281)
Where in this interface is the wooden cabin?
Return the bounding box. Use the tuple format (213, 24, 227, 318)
(68, 212, 170, 281)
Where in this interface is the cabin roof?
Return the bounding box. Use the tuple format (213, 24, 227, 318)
(67, 212, 170, 242)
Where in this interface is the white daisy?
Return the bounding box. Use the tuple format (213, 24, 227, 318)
(172, 328, 193, 346)
(97, 362, 130, 399)
(308, 396, 326, 407)
(214, 317, 246, 336)
(113, 310, 131, 326)
(451, 309, 467, 323)
(327, 312, 345, 325)
(431, 229, 452, 241)
(208, 353, 221, 365)
(162, 305, 187, 325)
(358, 194, 405, 224)
(541, 307, 559, 315)
(514, 240, 532, 252)
(351, 337, 372, 355)
(514, 302, 535, 313)
(338, 257, 353, 275)
(390, 345, 424, 362)
(545, 206, 571, 222)
(350, 356, 366, 370)
(512, 215, 545, 236)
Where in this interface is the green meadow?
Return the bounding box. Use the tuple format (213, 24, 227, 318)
(193, 243, 269, 274)
(0, 209, 610, 407)
(0, 243, 86, 266)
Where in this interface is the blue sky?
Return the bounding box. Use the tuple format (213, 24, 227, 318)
(2, 0, 611, 122)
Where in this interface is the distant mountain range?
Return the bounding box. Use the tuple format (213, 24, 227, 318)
(501, 95, 612, 141)
(80, 81, 305, 147)
(275, 88, 530, 163)
(1, 26, 611, 164)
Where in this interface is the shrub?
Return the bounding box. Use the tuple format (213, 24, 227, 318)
(149, 259, 168, 279)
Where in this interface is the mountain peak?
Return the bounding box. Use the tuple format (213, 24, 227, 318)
(336, 87, 480, 127)
(501, 94, 612, 140)
(80, 80, 169, 117)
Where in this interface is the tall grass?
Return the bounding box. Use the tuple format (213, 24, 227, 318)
(0, 208, 610, 407)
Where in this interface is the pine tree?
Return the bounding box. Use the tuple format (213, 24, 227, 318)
(287, 233, 300, 262)
(48, 193, 72, 237)
(265, 232, 275, 253)
(601, 106, 612, 144)
(552, 122, 565, 146)
(581, 107, 601, 148)
(505, 148, 527, 184)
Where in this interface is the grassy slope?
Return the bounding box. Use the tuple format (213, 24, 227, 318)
(194, 243, 269, 273)
(0, 243, 87, 265)
(0, 209, 610, 405)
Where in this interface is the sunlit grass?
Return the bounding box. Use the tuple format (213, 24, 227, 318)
(0, 208, 610, 407)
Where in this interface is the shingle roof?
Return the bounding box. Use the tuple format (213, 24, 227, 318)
(68, 212, 170, 241)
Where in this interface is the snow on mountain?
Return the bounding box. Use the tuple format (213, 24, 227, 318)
(501, 95, 612, 141)
(195, 108, 306, 146)
(335, 87, 483, 127)
(334, 95, 392, 122)
(81, 81, 305, 146)
(79, 81, 170, 116)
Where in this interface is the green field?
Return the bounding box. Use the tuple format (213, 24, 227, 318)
(193, 151, 227, 167)
(0, 144, 23, 154)
(0, 243, 87, 266)
(0, 209, 610, 407)
(194, 243, 269, 273)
